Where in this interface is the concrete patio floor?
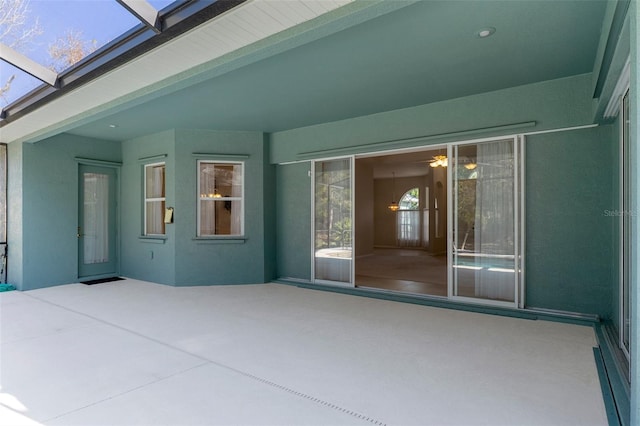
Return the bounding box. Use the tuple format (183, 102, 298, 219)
(0, 279, 607, 425)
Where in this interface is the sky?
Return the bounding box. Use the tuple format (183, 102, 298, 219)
(1, 0, 179, 107)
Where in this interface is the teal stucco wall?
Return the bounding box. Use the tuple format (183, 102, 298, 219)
(5, 71, 620, 321)
(270, 74, 595, 164)
(9, 128, 276, 290)
(121, 130, 176, 285)
(525, 126, 616, 318)
(120, 128, 276, 286)
(271, 74, 618, 319)
(172, 129, 275, 286)
(276, 161, 312, 281)
(17, 134, 122, 290)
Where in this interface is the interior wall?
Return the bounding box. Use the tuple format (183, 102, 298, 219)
(429, 166, 447, 254)
(373, 175, 424, 248)
(18, 134, 122, 290)
(355, 161, 374, 257)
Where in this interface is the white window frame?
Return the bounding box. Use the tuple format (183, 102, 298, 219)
(197, 160, 245, 237)
(144, 162, 166, 236)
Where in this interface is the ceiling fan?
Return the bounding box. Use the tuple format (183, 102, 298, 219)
(428, 155, 448, 168)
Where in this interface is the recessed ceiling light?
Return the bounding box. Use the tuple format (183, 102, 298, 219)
(476, 27, 496, 38)
(108, 124, 118, 128)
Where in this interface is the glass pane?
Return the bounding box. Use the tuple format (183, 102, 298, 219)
(0, 144, 6, 243)
(399, 188, 419, 209)
(314, 158, 352, 283)
(83, 172, 109, 264)
(397, 210, 420, 247)
(228, 200, 242, 235)
(4, 1, 140, 74)
(199, 163, 242, 199)
(0, 61, 45, 108)
(200, 163, 216, 198)
(200, 200, 242, 236)
(149, 0, 185, 11)
(215, 164, 242, 198)
(453, 140, 516, 303)
(146, 200, 165, 235)
(200, 200, 215, 235)
(145, 163, 165, 198)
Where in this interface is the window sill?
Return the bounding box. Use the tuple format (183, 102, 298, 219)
(139, 236, 167, 244)
(193, 236, 246, 244)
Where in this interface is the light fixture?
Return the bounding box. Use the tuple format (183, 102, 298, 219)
(108, 124, 118, 128)
(388, 172, 399, 211)
(476, 27, 496, 38)
(204, 190, 223, 198)
(464, 162, 477, 170)
(429, 155, 448, 168)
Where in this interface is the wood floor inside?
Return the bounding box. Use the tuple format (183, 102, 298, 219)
(355, 248, 447, 296)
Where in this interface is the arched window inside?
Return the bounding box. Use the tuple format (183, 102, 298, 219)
(397, 188, 420, 246)
(399, 188, 419, 210)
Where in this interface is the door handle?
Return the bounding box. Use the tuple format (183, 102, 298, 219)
(77, 227, 83, 238)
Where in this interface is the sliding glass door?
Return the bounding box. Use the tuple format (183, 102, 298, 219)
(450, 137, 522, 307)
(620, 88, 630, 359)
(313, 157, 353, 285)
(310, 140, 523, 301)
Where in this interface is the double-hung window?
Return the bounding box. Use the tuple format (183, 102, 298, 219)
(198, 161, 244, 236)
(144, 162, 166, 236)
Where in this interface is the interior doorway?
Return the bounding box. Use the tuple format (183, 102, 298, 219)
(354, 147, 448, 297)
(314, 136, 522, 305)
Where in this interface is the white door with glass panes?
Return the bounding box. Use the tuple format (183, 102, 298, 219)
(78, 164, 118, 278)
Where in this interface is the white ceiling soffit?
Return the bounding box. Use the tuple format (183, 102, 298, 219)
(0, 0, 353, 144)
